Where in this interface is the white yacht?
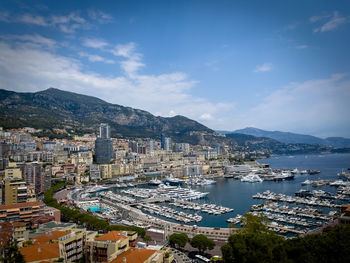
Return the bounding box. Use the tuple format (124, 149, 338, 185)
(148, 179, 162, 186)
(241, 173, 263, 183)
(301, 179, 312, 185)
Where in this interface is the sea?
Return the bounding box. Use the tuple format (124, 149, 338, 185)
(112, 153, 350, 228)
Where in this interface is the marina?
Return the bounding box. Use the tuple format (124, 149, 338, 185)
(70, 153, 350, 236)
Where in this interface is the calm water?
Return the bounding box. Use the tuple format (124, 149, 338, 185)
(191, 153, 350, 228)
(113, 153, 350, 228)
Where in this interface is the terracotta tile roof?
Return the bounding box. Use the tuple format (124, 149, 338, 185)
(34, 230, 71, 244)
(110, 248, 157, 263)
(20, 243, 60, 262)
(95, 231, 129, 242)
(13, 222, 26, 227)
(0, 201, 44, 210)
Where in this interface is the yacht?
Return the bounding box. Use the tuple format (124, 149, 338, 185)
(241, 173, 263, 183)
(301, 179, 312, 185)
(148, 179, 162, 186)
(273, 171, 294, 181)
(163, 174, 183, 185)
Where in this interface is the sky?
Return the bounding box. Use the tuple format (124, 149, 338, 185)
(0, 0, 349, 138)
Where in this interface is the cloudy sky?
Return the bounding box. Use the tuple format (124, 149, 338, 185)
(0, 0, 349, 137)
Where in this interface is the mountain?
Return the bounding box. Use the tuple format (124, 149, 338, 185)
(0, 88, 216, 144)
(233, 127, 350, 148)
(225, 133, 332, 155)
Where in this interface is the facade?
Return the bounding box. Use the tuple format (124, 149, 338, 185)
(99, 123, 111, 139)
(0, 201, 45, 225)
(4, 167, 22, 179)
(20, 229, 86, 263)
(90, 164, 101, 181)
(1, 177, 28, 204)
(86, 230, 137, 262)
(95, 138, 114, 164)
(13, 222, 28, 241)
(183, 165, 203, 177)
(161, 134, 171, 151)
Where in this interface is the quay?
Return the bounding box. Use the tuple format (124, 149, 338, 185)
(99, 198, 233, 241)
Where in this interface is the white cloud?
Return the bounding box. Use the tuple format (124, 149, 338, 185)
(309, 14, 330, 23)
(83, 38, 108, 49)
(295, 45, 308, 49)
(312, 11, 347, 32)
(0, 41, 234, 131)
(111, 42, 145, 77)
(78, 52, 114, 64)
(0, 34, 56, 48)
(0, 11, 10, 22)
(239, 74, 350, 137)
(16, 14, 49, 26)
(199, 113, 213, 121)
(0, 10, 112, 33)
(88, 9, 113, 24)
(254, 62, 272, 72)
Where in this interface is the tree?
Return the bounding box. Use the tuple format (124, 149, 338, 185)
(143, 235, 152, 242)
(190, 234, 215, 254)
(221, 213, 285, 263)
(0, 240, 25, 263)
(169, 233, 189, 249)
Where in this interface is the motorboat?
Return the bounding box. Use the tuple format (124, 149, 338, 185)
(148, 179, 162, 186)
(241, 173, 263, 183)
(301, 179, 312, 185)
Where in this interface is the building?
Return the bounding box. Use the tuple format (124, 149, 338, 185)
(1, 177, 28, 204)
(100, 164, 112, 179)
(161, 134, 171, 151)
(183, 165, 203, 177)
(20, 229, 86, 262)
(95, 138, 114, 164)
(24, 163, 45, 193)
(13, 222, 28, 241)
(19, 242, 61, 262)
(0, 201, 45, 225)
(90, 164, 101, 181)
(99, 123, 111, 139)
(110, 248, 164, 263)
(4, 167, 22, 179)
(339, 204, 350, 225)
(86, 230, 137, 262)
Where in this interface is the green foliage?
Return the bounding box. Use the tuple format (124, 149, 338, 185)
(221, 213, 350, 263)
(239, 213, 272, 235)
(169, 233, 189, 248)
(190, 234, 215, 253)
(143, 235, 152, 242)
(43, 183, 146, 237)
(0, 240, 25, 263)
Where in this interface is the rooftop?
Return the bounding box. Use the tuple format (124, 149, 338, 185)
(34, 230, 71, 244)
(110, 248, 157, 263)
(0, 201, 44, 210)
(95, 231, 130, 242)
(20, 243, 60, 262)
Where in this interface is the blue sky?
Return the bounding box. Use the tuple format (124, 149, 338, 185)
(0, 0, 349, 137)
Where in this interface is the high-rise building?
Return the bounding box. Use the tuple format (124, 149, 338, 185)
(94, 124, 114, 164)
(149, 140, 154, 152)
(99, 123, 110, 139)
(1, 177, 28, 205)
(161, 133, 171, 151)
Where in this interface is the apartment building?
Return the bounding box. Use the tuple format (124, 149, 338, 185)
(86, 230, 137, 262)
(1, 177, 28, 205)
(0, 201, 45, 225)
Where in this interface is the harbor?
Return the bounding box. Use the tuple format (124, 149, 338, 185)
(69, 153, 350, 236)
